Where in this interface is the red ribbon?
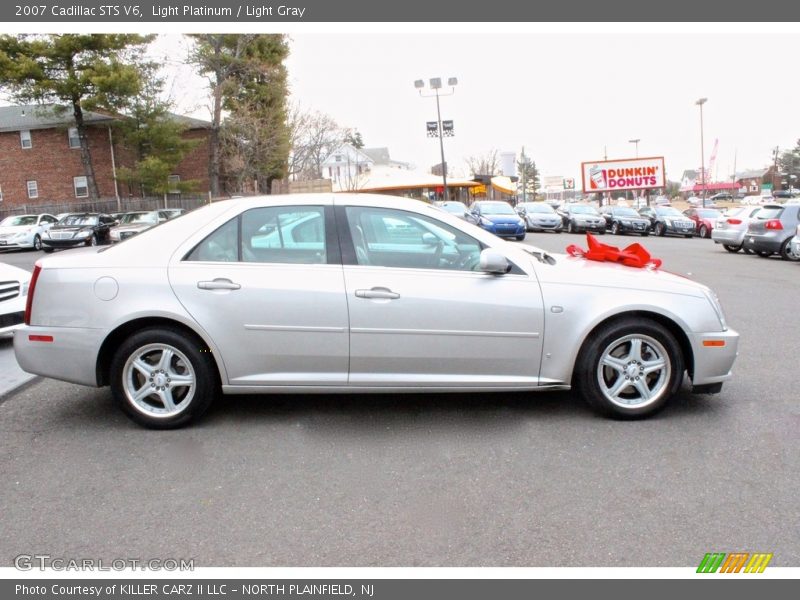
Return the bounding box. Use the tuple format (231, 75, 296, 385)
(566, 233, 662, 269)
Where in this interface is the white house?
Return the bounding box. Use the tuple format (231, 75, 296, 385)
(321, 145, 411, 191)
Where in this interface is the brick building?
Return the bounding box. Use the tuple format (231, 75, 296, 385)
(0, 104, 210, 209)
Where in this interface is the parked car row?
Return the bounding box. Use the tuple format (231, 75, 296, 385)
(0, 208, 187, 253)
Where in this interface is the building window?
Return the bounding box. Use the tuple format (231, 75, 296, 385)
(328, 167, 332, 177)
(334, 155, 342, 162)
(68, 127, 80, 148)
(20, 130, 32, 149)
(167, 174, 181, 194)
(27, 180, 38, 199)
(73, 176, 88, 198)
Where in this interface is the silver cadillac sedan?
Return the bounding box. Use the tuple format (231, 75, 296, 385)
(14, 194, 739, 428)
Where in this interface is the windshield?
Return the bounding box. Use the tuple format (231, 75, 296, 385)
(522, 203, 555, 214)
(756, 207, 783, 220)
(440, 203, 467, 215)
(569, 205, 598, 215)
(120, 212, 158, 225)
(0, 215, 37, 227)
(59, 215, 98, 226)
(614, 207, 640, 217)
(697, 209, 721, 218)
(479, 202, 516, 216)
(656, 207, 683, 217)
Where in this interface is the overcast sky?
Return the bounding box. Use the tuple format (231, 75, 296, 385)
(153, 29, 800, 183)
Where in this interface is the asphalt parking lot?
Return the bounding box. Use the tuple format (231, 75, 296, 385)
(0, 235, 798, 567)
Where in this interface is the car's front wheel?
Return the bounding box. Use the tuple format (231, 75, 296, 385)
(654, 222, 665, 236)
(33, 234, 42, 251)
(110, 327, 218, 429)
(780, 239, 800, 261)
(574, 318, 684, 419)
(611, 222, 620, 235)
(722, 244, 741, 253)
(699, 225, 709, 238)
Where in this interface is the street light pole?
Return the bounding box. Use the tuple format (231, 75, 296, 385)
(696, 98, 708, 208)
(628, 138, 640, 158)
(416, 77, 457, 202)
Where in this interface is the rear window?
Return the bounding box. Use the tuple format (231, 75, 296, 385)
(756, 207, 783, 220)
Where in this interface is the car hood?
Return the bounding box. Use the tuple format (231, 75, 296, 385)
(0, 262, 32, 280)
(483, 215, 522, 224)
(534, 252, 708, 298)
(114, 224, 152, 233)
(0, 225, 37, 235)
(571, 214, 603, 221)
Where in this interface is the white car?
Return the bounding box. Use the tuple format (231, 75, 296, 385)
(14, 194, 739, 428)
(0, 214, 59, 251)
(0, 262, 31, 335)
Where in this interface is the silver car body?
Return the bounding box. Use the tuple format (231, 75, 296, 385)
(711, 206, 762, 247)
(0, 262, 31, 335)
(15, 194, 737, 397)
(517, 202, 562, 232)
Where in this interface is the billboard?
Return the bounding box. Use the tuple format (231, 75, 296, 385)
(581, 157, 666, 193)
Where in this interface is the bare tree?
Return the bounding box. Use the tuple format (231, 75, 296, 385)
(466, 149, 502, 177)
(288, 107, 348, 181)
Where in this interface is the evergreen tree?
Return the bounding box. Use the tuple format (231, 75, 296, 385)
(517, 155, 540, 199)
(0, 34, 153, 199)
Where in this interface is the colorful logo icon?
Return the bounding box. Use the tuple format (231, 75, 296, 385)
(697, 552, 773, 573)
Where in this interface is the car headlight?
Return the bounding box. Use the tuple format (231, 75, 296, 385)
(703, 288, 728, 331)
(479, 217, 492, 227)
(76, 229, 92, 237)
(517, 219, 525, 227)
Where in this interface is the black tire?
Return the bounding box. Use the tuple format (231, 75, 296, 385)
(42, 247, 54, 253)
(611, 222, 620, 235)
(33, 234, 42, 251)
(743, 248, 754, 255)
(722, 244, 741, 253)
(110, 327, 218, 429)
(654, 222, 665, 237)
(573, 317, 684, 419)
(699, 225, 708, 238)
(516, 234, 526, 241)
(780, 239, 800, 261)
(87, 234, 97, 247)
(685, 234, 693, 239)
(641, 232, 650, 237)
(567, 220, 574, 233)
(755, 251, 771, 258)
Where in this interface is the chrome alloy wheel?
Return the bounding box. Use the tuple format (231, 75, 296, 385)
(122, 343, 196, 418)
(596, 334, 671, 409)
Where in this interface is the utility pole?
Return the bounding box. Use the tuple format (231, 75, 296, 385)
(521, 146, 527, 203)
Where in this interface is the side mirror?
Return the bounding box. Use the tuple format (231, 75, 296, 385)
(479, 249, 510, 274)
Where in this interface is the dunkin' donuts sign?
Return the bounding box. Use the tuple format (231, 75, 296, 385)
(581, 157, 666, 193)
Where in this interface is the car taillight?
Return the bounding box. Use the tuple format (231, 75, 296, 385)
(24, 261, 42, 326)
(726, 218, 742, 225)
(765, 219, 783, 230)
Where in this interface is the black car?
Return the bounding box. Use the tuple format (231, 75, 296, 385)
(638, 206, 696, 238)
(599, 205, 651, 236)
(558, 204, 606, 234)
(41, 213, 115, 252)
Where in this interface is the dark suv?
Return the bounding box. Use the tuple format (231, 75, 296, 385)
(742, 203, 800, 260)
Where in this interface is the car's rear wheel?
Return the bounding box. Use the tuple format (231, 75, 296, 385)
(699, 225, 709, 238)
(654, 222, 665, 236)
(756, 251, 771, 258)
(33, 234, 42, 251)
(574, 318, 684, 419)
(110, 327, 217, 429)
(87, 234, 97, 247)
(722, 244, 741, 253)
(611, 222, 620, 235)
(780, 239, 800, 261)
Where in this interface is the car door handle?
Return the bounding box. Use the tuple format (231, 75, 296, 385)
(355, 288, 400, 300)
(197, 279, 241, 291)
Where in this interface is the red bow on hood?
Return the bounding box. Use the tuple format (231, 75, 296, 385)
(566, 233, 662, 269)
